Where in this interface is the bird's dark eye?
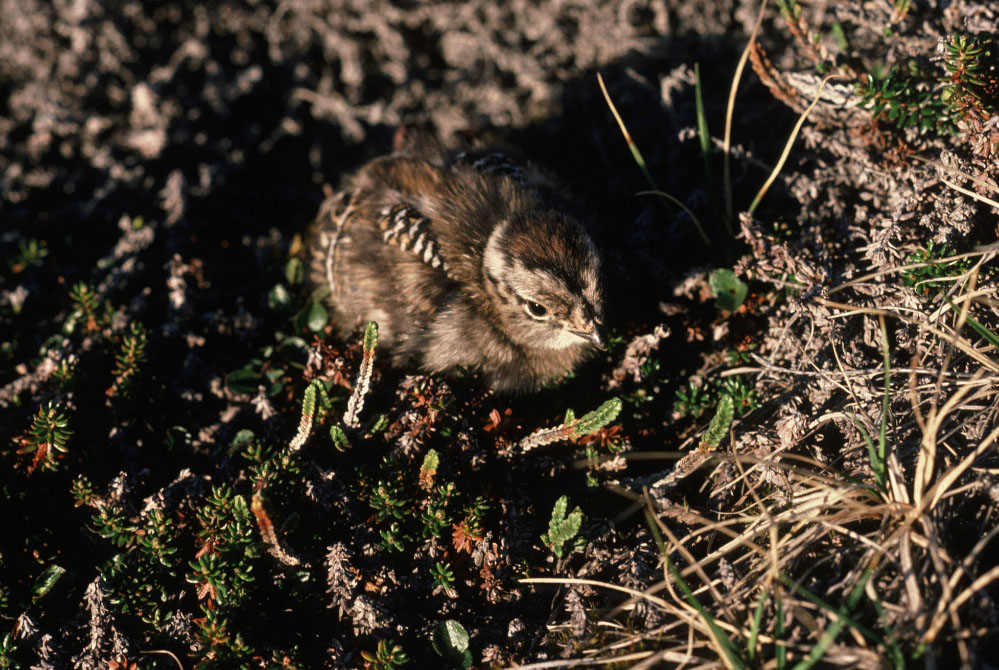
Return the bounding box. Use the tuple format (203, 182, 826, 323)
(525, 301, 548, 318)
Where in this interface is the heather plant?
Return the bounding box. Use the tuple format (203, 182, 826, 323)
(8, 239, 47, 274)
(540, 495, 585, 560)
(361, 639, 408, 670)
(13, 401, 72, 474)
(106, 322, 148, 399)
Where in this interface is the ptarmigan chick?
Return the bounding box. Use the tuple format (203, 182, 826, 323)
(308, 148, 605, 392)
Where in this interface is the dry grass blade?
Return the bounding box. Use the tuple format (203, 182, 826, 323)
(637, 190, 709, 243)
(520, 577, 671, 610)
(940, 177, 999, 212)
(747, 73, 842, 214)
(816, 298, 999, 373)
(724, 0, 769, 222)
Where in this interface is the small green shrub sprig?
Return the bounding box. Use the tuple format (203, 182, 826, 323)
(0, 633, 19, 670)
(361, 639, 408, 670)
(66, 282, 111, 335)
(103, 509, 181, 628)
(857, 61, 956, 135)
(674, 350, 760, 421)
(541, 495, 585, 559)
(518, 398, 622, 452)
(857, 35, 999, 136)
(107, 322, 148, 399)
(9, 238, 47, 273)
(188, 486, 259, 608)
(14, 401, 72, 474)
(901, 242, 973, 294)
(942, 34, 999, 122)
(430, 561, 457, 598)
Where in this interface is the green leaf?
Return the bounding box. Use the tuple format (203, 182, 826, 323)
(32, 564, 66, 602)
(421, 449, 440, 474)
(225, 366, 260, 396)
(541, 495, 584, 559)
(431, 619, 472, 669)
(306, 301, 329, 332)
(268, 283, 291, 310)
(330, 424, 350, 451)
(368, 413, 390, 434)
(285, 257, 304, 285)
(230, 429, 256, 448)
(574, 398, 622, 436)
(703, 394, 734, 449)
(363, 321, 379, 352)
(710, 269, 748, 312)
(830, 21, 849, 50)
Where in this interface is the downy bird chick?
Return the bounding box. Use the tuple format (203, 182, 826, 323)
(308, 148, 604, 392)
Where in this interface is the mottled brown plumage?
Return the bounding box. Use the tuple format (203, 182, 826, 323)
(308, 148, 604, 392)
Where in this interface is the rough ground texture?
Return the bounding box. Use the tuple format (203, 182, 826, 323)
(2, 1, 999, 669)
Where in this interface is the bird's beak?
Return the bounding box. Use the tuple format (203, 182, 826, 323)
(571, 324, 607, 350)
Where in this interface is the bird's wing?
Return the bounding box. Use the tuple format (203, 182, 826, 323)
(373, 201, 455, 280)
(447, 148, 565, 204)
(449, 149, 529, 184)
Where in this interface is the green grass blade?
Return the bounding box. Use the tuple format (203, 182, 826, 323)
(876, 316, 890, 490)
(789, 567, 873, 670)
(776, 592, 786, 670)
(746, 586, 769, 662)
(643, 510, 743, 668)
(780, 571, 885, 649)
(945, 297, 999, 348)
(598, 72, 659, 192)
(599, 72, 711, 246)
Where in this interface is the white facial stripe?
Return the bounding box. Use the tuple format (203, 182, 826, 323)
(482, 219, 510, 284)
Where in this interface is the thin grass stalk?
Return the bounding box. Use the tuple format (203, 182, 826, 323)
(914, 368, 984, 508)
(815, 297, 999, 373)
(944, 298, 999, 348)
(940, 176, 999, 211)
(924, 418, 999, 513)
(925, 564, 999, 642)
(748, 73, 842, 214)
(828, 243, 999, 295)
(597, 72, 711, 245)
(504, 651, 659, 670)
(779, 571, 885, 652)
(647, 505, 738, 625)
(787, 567, 873, 670)
(931, 523, 999, 634)
(519, 576, 671, 610)
(876, 316, 891, 490)
(775, 591, 786, 670)
(597, 72, 659, 192)
(637, 190, 708, 240)
(910, 154, 999, 193)
(644, 509, 742, 669)
(694, 63, 723, 235)
(746, 587, 768, 662)
(724, 0, 769, 222)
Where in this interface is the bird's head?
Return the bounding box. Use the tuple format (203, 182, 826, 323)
(482, 211, 605, 351)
